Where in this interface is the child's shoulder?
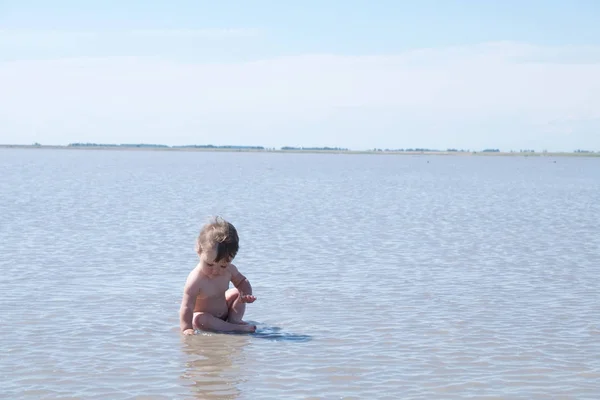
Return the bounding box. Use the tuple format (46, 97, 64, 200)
(227, 262, 241, 273)
(185, 264, 203, 282)
(227, 263, 246, 280)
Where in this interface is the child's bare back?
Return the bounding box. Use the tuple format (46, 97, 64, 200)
(179, 217, 256, 335)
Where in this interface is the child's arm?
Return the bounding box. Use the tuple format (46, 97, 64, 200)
(230, 263, 256, 303)
(179, 274, 200, 334)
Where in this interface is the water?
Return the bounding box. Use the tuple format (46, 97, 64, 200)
(1, 148, 599, 399)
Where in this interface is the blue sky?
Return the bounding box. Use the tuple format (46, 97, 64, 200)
(1, 0, 600, 150)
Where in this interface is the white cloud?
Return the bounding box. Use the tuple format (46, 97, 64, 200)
(1, 41, 599, 150)
(127, 28, 261, 38)
(0, 28, 264, 63)
(0, 28, 261, 42)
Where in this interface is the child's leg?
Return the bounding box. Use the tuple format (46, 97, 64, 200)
(225, 288, 247, 324)
(193, 312, 255, 333)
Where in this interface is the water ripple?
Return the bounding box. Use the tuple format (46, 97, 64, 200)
(1, 149, 599, 399)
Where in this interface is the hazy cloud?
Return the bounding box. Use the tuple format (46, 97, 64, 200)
(0, 28, 261, 41)
(1, 41, 599, 150)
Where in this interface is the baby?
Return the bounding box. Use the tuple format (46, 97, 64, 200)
(179, 217, 256, 334)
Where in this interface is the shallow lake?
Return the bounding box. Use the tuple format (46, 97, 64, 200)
(1, 148, 599, 399)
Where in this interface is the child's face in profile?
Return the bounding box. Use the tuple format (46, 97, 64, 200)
(200, 245, 230, 276)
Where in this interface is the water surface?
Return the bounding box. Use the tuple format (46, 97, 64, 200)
(1, 148, 599, 399)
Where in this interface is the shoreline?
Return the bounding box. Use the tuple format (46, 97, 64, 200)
(1, 144, 598, 157)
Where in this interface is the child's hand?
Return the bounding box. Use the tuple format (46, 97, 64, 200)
(182, 329, 195, 336)
(240, 293, 256, 303)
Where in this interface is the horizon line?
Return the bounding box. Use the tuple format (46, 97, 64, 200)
(1, 143, 598, 155)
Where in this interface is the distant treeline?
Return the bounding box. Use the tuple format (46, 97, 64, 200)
(173, 144, 265, 150)
(281, 146, 349, 151)
(372, 148, 499, 152)
(68, 143, 264, 150)
(69, 143, 169, 148)
(68, 143, 348, 151)
(372, 148, 443, 152)
(57, 143, 598, 153)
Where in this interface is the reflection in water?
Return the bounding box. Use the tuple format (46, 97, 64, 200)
(180, 333, 250, 400)
(179, 324, 312, 399)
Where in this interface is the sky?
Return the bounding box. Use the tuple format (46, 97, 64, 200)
(1, 0, 600, 151)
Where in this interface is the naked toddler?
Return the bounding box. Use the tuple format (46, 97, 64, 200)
(179, 217, 256, 335)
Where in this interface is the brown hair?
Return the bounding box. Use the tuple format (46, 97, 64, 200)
(195, 216, 239, 262)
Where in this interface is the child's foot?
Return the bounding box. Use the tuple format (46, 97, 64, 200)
(241, 324, 256, 333)
(227, 319, 255, 332)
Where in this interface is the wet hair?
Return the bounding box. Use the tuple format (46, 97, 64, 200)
(195, 216, 239, 262)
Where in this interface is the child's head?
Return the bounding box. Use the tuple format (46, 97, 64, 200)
(195, 216, 239, 266)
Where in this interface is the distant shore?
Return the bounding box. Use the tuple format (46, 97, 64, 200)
(1, 144, 599, 157)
